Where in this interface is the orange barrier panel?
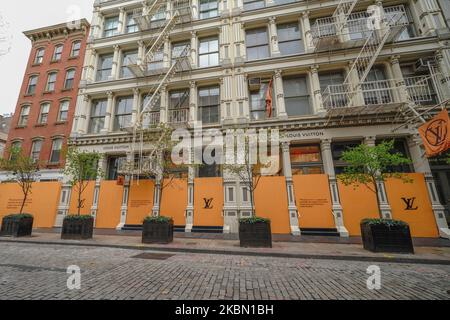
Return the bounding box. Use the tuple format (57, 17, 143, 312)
(126, 180, 155, 225)
(338, 181, 380, 236)
(293, 174, 335, 229)
(0, 182, 61, 228)
(194, 177, 223, 227)
(254, 176, 291, 234)
(95, 181, 123, 229)
(68, 181, 96, 215)
(385, 173, 438, 238)
(160, 179, 187, 226)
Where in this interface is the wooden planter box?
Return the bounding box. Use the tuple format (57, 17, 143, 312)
(0, 215, 33, 237)
(239, 221, 272, 248)
(142, 220, 174, 244)
(361, 222, 414, 254)
(61, 216, 94, 240)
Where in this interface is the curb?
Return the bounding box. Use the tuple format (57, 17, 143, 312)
(1, 238, 450, 266)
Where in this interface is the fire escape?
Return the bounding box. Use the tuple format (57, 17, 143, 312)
(310, 1, 442, 125)
(120, 0, 193, 176)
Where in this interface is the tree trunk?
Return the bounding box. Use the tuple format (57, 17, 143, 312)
(158, 182, 163, 217)
(77, 183, 82, 216)
(20, 189, 28, 214)
(373, 179, 383, 219)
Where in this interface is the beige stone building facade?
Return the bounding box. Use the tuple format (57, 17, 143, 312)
(65, 0, 450, 237)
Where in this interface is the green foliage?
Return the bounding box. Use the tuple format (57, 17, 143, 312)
(337, 140, 412, 219)
(239, 217, 271, 224)
(63, 215, 93, 221)
(338, 140, 412, 192)
(144, 216, 173, 224)
(64, 147, 102, 215)
(361, 218, 408, 228)
(0, 146, 39, 214)
(4, 213, 33, 220)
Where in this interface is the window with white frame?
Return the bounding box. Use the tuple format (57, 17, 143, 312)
(64, 69, 75, 89)
(34, 48, 45, 64)
(114, 96, 133, 131)
(18, 105, 30, 126)
(89, 99, 107, 133)
(198, 86, 220, 124)
(249, 79, 275, 121)
(96, 54, 113, 81)
(103, 16, 119, 37)
(58, 101, 70, 122)
(243, 0, 265, 11)
(246, 28, 269, 60)
(277, 23, 304, 55)
(52, 45, 63, 61)
(46, 72, 57, 92)
(26, 75, 38, 95)
(199, 0, 218, 19)
(121, 50, 138, 78)
(147, 48, 164, 73)
(38, 103, 50, 124)
(283, 76, 312, 116)
(199, 37, 219, 67)
(171, 41, 190, 64)
(10, 141, 22, 159)
(71, 41, 81, 57)
(50, 138, 63, 163)
(31, 140, 42, 163)
(126, 12, 138, 33)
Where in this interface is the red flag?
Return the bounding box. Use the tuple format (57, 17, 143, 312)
(265, 80, 273, 118)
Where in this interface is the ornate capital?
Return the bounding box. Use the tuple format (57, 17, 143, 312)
(190, 81, 196, 89)
(275, 69, 282, 79)
(310, 64, 319, 73)
(390, 55, 400, 65)
(268, 16, 276, 24)
(107, 91, 114, 99)
(321, 138, 332, 150)
(133, 88, 140, 96)
(113, 44, 120, 52)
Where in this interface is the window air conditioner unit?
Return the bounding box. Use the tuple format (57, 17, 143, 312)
(248, 77, 262, 91)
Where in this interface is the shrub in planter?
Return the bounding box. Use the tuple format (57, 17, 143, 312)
(0, 214, 34, 237)
(239, 217, 272, 248)
(361, 219, 414, 254)
(142, 216, 174, 244)
(61, 215, 94, 240)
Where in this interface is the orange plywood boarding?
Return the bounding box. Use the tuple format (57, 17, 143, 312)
(254, 176, 291, 234)
(126, 180, 155, 224)
(160, 179, 188, 226)
(337, 182, 380, 236)
(385, 173, 439, 238)
(0, 182, 61, 228)
(95, 181, 124, 229)
(68, 181, 96, 215)
(194, 177, 224, 227)
(292, 174, 335, 229)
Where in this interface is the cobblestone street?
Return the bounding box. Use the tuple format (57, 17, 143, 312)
(0, 242, 449, 300)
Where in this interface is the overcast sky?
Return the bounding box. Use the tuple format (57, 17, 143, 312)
(0, 1, 93, 115)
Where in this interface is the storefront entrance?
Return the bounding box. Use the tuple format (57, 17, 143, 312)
(430, 152, 450, 226)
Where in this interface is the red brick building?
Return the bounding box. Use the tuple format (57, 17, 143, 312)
(5, 19, 89, 179)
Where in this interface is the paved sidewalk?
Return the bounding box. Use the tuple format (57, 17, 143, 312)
(1, 230, 450, 265)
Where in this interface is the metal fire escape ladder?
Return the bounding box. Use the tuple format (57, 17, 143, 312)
(138, 44, 191, 125)
(342, 12, 406, 108)
(132, 0, 165, 31)
(333, 0, 359, 35)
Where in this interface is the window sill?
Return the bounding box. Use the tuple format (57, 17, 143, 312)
(50, 59, 61, 64)
(61, 88, 73, 92)
(68, 56, 79, 60)
(15, 125, 27, 129)
(32, 63, 42, 67)
(23, 93, 35, 98)
(55, 121, 67, 125)
(34, 123, 48, 128)
(43, 90, 55, 95)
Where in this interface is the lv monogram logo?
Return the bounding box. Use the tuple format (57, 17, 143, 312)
(401, 197, 418, 211)
(203, 198, 214, 209)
